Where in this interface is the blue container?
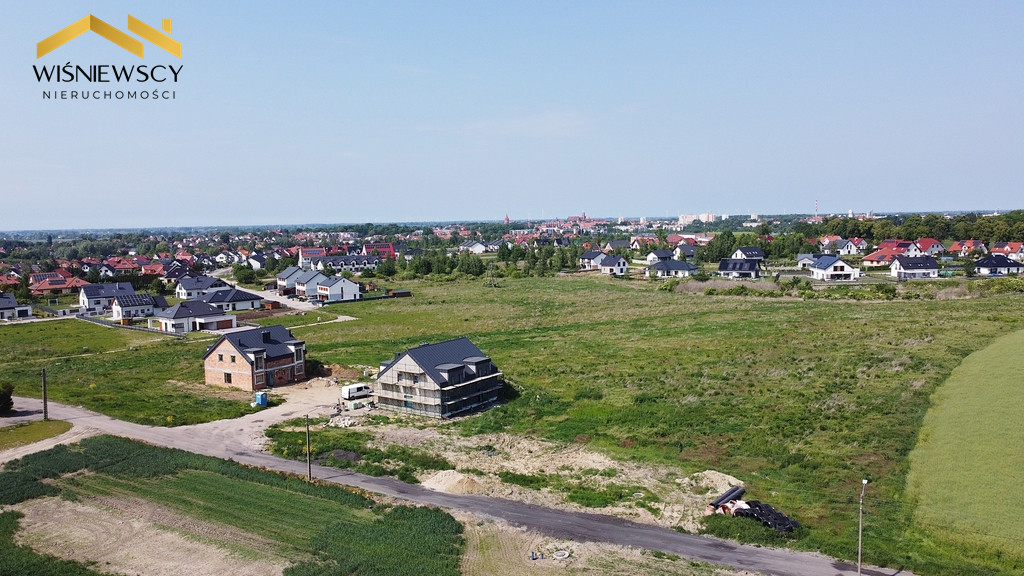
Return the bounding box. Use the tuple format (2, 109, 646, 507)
(254, 391, 268, 407)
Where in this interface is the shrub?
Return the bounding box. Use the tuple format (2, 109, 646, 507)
(0, 383, 13, 415)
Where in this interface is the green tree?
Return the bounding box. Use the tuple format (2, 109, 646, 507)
(149, 278, 166, 295)
(233, 264, 256, 285)
(0, 382, 14, 414)
(377, 257, 398, 277)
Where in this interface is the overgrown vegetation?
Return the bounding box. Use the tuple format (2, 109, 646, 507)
(265, 419, 454, 483)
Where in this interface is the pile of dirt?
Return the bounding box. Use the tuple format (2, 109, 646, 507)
(683, 470, 744, 495)
(422, 470, 484, 494)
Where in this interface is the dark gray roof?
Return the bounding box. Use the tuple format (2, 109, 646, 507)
(177, 275, 227, 291)
(718, 259, 760, 272)
(893, 256, 939, 270)
(277, 266, 304, 280)
(295, 270, 326, 285)
(81, 282, 135, 299)
(580, 250, 603, 260)
(379, 337, 496, 388)
(155, 301, 224, 319)
(674, 244, 696, 257)
(601, 256, 628, 267)
(649, 260, 698, 272)
(198, 288, 263, 304)
(809, 255, 843, 270)
(204, 324, 303, 364)
(735, 246, 765, 259)
(0, 293, 18, 310)
(974, 255, 1022, 268)
(648, 250, 674, 259)
(113, 293, 167, 308)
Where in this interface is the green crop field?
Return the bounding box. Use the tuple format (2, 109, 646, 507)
(0, 420, 72, 451)
(0, 435, 464, 576)
(906, 329, 1024, 571)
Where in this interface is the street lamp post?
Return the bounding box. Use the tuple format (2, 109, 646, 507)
(858, 478, 868, 575)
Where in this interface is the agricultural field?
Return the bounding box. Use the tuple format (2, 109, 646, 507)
(0, 435, 724, 576)
(0, 436, 462, 576)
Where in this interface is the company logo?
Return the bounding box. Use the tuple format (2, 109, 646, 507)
(37, 15, 181, 59)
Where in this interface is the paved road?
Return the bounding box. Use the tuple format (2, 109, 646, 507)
(6, 397, 913, 576)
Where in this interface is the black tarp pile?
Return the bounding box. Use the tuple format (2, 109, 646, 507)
(709, 486, 801, 533)
(732, 500, 801, 533)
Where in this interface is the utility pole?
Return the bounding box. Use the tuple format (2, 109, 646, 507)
(858, 478, 868, 575)
(305, 413, 312, 481)
(41, 368, 48, 421)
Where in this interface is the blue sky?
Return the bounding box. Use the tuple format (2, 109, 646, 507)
(2, 1, 1022, 230)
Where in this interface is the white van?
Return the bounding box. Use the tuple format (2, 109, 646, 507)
(340, 384, 372, 401)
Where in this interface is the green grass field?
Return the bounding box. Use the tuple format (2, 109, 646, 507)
(0, 420, 72, 451)
(0, 320, 265, 426)
(906, 329, 1024, 572)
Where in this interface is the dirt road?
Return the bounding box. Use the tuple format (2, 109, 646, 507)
(5, 395, 912, 576)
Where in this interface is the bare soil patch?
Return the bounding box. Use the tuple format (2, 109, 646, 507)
(12, 497, 290, 576)
(358, 420, 740, 532)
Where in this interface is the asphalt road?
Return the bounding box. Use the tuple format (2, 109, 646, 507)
(6, 397, 914, 576)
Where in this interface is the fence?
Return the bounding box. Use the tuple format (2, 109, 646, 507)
(76, 314, 186, 339)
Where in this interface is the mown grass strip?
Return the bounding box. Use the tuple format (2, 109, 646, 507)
(0, 420, 72, 451)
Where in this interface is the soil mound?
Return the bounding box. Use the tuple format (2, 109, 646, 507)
(422, 470, 483, 494)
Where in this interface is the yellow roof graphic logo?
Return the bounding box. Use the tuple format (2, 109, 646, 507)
(37, 15, 180, 59)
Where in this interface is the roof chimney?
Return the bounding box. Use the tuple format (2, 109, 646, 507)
(261, 330, 271, 343)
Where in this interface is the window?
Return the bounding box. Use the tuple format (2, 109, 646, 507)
(255, 356, 264, 370)
(224, 373, 232, 384)
(218, 354, 223, 362)
(230, 355, 236, 363)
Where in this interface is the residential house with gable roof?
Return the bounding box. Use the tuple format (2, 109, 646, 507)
(203, 325, 306, 390)
(599, 255, 629, 276)
(198, 288, 264, 311)
(0, 293, 32, 320)
(316, 276, 362, 302)
(731, 246, 765, 261)
(31, 276, 90, 296)
(294, 270, 328, 298)
(890, 256, 940, 279)
(808, 255, 861, 281)
(175, 275, 230, 299)
(111, 294, 169, 321)
(149, 301, 237, 333)
(949, 240, 987, 258)
(376, 337, 503, 418)
(579, 250, 606, 270)
(276, 266, 305, 295)
(79, 282, 135, 311)
(914, 238, 946, 256)
(645, 250, 674, 265)
(989, 242, 1024, 262)
(718, 259, 760, 279)
(648, 260, 699, 278)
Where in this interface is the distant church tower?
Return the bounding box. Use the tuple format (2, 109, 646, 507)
(504, 214, 510, 225)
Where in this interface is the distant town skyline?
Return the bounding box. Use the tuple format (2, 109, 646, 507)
(3, 2, 1022, 230)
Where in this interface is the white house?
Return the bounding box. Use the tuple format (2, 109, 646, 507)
(890, 256, 940, 279)
(111, 294, 168, 321)
(599, 255, 628, 276)
(648, 260, 699, 278)
(294, 270, 328, 298)
(645, 250, 674, 265)
(79, 282, 135, 311)
(316, 276, 362, 302)
(974, 255, 1024, 276)
(198, 288, 265, 311)
(458, 240, 487, 254)
(148, 301, 237, 333)
(731, 246, 765, 261)
(718, 259, 760, 279)
(175, 275, 230, 299)
(579, 250, 606, 271)
(276, 266, 305, 295)
(808, 255, 861, 281)
(0, 293, 32, 320)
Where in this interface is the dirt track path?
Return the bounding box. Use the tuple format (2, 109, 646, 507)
(6, 395, 913, 576)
